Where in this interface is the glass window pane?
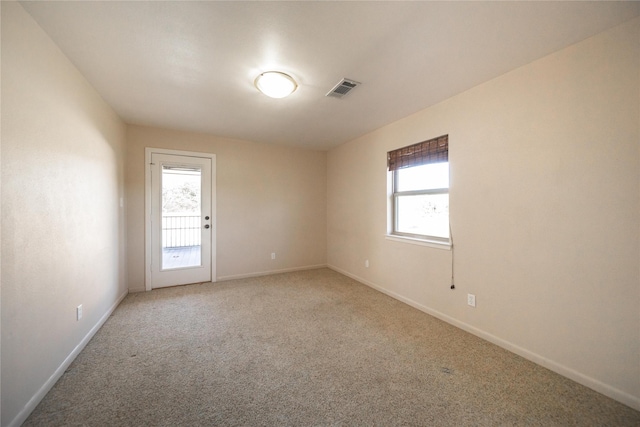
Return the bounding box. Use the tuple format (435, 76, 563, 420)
(396, 193, 449, 238)
(161, 166, 202, 270)
(396, 162, 449, 192)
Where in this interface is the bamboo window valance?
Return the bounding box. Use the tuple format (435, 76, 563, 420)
(387, 134, 448, 171)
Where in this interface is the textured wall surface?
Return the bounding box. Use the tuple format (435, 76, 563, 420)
(327, 17, 640, 409)
(1, 3, 127, 426)
(125, 125, 327, 291)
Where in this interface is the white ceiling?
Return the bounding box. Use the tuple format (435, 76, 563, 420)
(21, 1, 640, 150)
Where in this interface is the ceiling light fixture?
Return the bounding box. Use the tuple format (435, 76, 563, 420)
(254, 71, 298, 99)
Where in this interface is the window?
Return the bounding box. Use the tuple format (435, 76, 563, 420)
(388, 135, 449, 245)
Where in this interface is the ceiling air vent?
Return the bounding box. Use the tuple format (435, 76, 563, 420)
(326, 78, 360, 99)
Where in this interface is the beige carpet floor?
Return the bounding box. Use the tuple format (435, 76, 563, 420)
(25, 268, 640, 426)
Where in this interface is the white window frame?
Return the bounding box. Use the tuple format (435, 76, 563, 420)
(387, 163, 451, 250)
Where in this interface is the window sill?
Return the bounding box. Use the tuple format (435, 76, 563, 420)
(385, 234, 451, 250)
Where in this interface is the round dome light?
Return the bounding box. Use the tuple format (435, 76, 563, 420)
(254, 71, 297, 99)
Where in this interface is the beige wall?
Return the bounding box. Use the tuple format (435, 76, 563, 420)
(1, 3, 128, 426)
(327, 17, 640, 409)
(1, 1, 637, 423)
(126, 125, 327, 291)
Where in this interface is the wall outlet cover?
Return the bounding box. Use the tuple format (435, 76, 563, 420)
(467, 294, 476, 307)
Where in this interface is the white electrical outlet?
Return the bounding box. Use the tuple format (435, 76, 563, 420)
(77, 304, 83, 320)
(271, 252, 276, 260)
(365, 259, 369, 268)
(467, 294, 476, 308)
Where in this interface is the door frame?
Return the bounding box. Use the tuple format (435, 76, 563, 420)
(145, 147, 217, 291)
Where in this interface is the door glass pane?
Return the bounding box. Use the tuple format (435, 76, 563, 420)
(396, 193, 449, 238)
(161, 165, 202, 270)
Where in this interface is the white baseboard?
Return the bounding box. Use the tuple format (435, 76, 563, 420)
(132, 264, 327, 291)
(8, 289, 129, 427)
(217, 264, 327, 282)
(327, 264, 640, 412)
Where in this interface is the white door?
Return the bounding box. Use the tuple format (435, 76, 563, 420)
(148, 152, 214, 289)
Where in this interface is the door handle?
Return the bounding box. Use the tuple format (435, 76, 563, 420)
(204, 224, 210, 229)
(205, 216, 210, 220)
